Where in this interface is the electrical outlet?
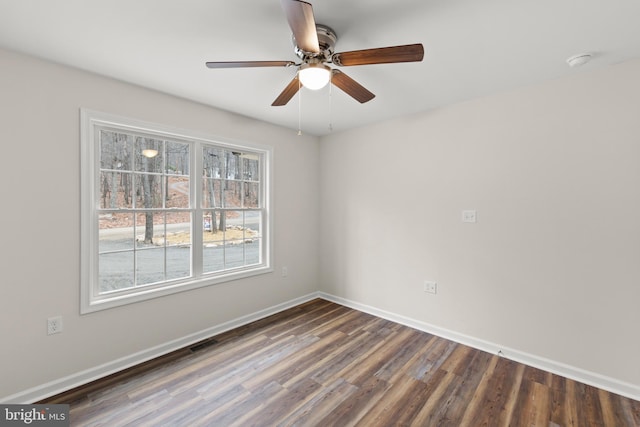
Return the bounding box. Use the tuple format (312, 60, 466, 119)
(47, 316, 63, 335)
(282, 266, 288, 277)
(424, 281, 437, 294)
(462, 210, 477, 223)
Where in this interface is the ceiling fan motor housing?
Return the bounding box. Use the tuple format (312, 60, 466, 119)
(293, 24, 337, 62)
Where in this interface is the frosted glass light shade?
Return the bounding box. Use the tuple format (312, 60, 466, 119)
(298, 63, 331, 90)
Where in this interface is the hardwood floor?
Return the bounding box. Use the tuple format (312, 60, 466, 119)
(43, 299, 640, 426)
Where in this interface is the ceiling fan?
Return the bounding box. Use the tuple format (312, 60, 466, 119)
(205, 0, 424, 106)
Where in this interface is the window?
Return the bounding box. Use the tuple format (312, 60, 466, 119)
(81, 110, 272, 313)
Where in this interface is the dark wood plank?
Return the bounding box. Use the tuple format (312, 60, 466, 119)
(276, 378, 359, 426)
(572, 382, 606, 427)
(431, 350, 495, 427)
(462, 356, 521, 426)
(375, 329, 433, 383)
(305, 330, 381, 386)
(240, 378, 322, 427)
(341, 327, 420, 386)
(410, 337, 458, 381)
(510, 379, 552, 427)
(599, 388, 634, 427)
(241, 329, 347, 390)
(620, 394, 640, 425)
(410, 369, 461, 426)
(354, 374, 430, 426)
(456, 354, 500, 425)
(523, 364, 553, 387)
(318, 375, 389, 425)
(36, 299, 639, 427)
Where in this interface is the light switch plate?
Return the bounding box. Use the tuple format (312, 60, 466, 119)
(424, 281, 437, 294)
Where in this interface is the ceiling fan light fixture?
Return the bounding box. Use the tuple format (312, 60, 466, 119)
(298, 63, 331, 90)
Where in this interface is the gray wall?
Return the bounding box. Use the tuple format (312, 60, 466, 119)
(0, 47, 321, 399)
(319, 59, 640, 391)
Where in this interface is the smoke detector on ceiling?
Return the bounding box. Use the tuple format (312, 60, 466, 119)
(566, 53, 592, 67)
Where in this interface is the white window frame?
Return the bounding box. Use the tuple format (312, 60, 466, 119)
(80, 109, 273, 313)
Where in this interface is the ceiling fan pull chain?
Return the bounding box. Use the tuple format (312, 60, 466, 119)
(328, 74, 333, 132)
(297, 77, 302, 135)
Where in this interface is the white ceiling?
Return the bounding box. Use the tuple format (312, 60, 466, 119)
(2, 0, 640, 136)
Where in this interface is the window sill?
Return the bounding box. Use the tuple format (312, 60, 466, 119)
(81, 266, 274, 314)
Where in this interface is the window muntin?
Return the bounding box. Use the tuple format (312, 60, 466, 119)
(81, 110, 271, 313)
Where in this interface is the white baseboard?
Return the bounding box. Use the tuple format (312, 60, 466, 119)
(318, 292, 640, 401)
(5, 291, 638, 403)
(2, 292, 322, 404)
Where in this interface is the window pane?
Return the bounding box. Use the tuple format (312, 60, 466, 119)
(100, 130, 132, 171)
(166, 141, 189, 175)
(244, 182, 259, 208)
(166, 245, 191, 281)
(165, 211, 191, 246)
(242, 156, 260, 181)
(203, 210, 224, 274)
(135, 174, 163, 209)
(203, 146, 224, 178)
(224, 181, 241, 208)
(245, 211, 262, 239)
(167, 176, 190, 208)
(203, 210, 223, 234)
(223, 210, 259, 269)
(246, 239, 261, 265)
(135, 137, 163, 173)
(99, 252, 134, 293)
(165, 210, 191, 281)
(202, 178, 222, 209)
(100, 172, 133, 209)
(136, 247, 164, 286)
(99, 213, 135, 253)
(224, 210, 242, 230)
(244, 211, 262, 266)
(225, 240, 245, 269)
(203, 244, 224, 274)
(204, 211, 226, 241)
(135, 212, 164, 244)
(203, 212, 213, 232)
(226, 151, 241, 179)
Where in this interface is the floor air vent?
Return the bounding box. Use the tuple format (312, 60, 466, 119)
(189, 338, 218, 352)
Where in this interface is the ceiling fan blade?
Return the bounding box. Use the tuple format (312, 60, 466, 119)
(206, 60, 295, 69)
(280, 0, 319, 54)
(331, 70, 375, 104)
(332, 43, 424, 66)
(272, 76, 302, 106)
